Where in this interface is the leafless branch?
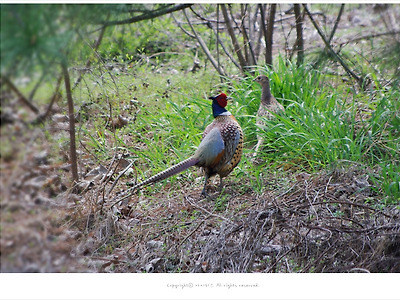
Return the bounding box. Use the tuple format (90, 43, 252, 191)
(73, 24, 107, 91)
(171, 12, 195, 38)
(328, 4, 345, 44)
(339, 30, 400, 47)
(1, 76, 39, 114)
(303, 4, 363, 86)
(183, 9, 227, 77)
(240, 4, 257, 66)
(33, 74, 63, 124)
(101, 4, 192, 27)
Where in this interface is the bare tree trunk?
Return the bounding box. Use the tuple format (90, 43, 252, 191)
(62, 62, 79, 183)
(220, 4, 248, 72)
(253, 5, 264, 61)
(266, 4, 276, 67)
(294, 4, 304, 66)
(259, 4, 268, 64)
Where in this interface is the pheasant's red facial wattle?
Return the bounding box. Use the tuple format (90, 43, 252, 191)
(216, 93, 228, 108)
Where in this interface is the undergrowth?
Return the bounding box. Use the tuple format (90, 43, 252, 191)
(75, 54, 399, 207)
(229, 57, 400, 203)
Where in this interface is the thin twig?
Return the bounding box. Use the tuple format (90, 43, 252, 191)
(327, 4, 345, 44)
(303, 4, 363, 86)
(62, 62, 79, 183)
(183, 9, 227, 77)
(107, 161, 134, 198)
(73, 24, 107, 91)
(339, 30, 400, 47)
(184, 196, 233, 223)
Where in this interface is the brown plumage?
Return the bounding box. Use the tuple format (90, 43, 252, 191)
(253, 75, 284, 158)
(116, 93, 243, 204)
(200, 112, 243, 193)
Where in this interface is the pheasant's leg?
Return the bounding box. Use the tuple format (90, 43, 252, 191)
(253, 135, 263, 158)
(219, 176, 223, 192)
(201, 174, 209, 196)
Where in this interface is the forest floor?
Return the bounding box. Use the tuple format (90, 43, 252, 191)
(1, 4, 400, 274)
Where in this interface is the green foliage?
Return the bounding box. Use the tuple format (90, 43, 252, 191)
(99, 16, 185, 63)
(1, 4, 84, 74)
(370, 163, 400, 204)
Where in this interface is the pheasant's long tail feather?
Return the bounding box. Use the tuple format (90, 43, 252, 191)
(129, 156, 200, 191)
(112, 156, 200, 207)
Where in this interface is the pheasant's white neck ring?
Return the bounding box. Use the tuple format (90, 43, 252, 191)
(217, 111, 232, 116)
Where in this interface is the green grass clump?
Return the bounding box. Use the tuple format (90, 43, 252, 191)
(227, 56, 399, 203)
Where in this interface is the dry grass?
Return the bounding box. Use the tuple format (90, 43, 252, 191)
(62, 158, 399, 273)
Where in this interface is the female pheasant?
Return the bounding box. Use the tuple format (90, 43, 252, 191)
(121, 93, 243, 200)
(253, 75, 285, 158)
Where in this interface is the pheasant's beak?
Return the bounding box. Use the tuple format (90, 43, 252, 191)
(209, 95, 232, 101)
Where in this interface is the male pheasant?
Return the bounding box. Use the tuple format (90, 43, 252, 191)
(120, 93, 243, 200)
(253, 75, 285, 158)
